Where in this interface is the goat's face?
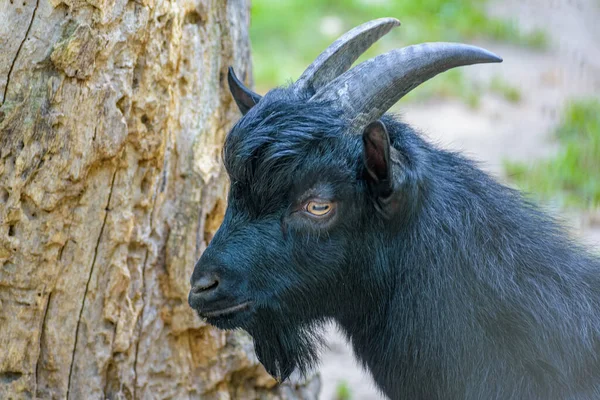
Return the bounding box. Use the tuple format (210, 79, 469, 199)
(188, 91, 401, 378)
(188, 18, 501, 379)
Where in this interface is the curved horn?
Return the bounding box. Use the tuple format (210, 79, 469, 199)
(310, 43, 502, 130)
(293, 18, 400, 96)
(228, 67, 262, 115)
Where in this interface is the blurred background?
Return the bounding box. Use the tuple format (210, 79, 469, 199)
(249, 0, 600, 399)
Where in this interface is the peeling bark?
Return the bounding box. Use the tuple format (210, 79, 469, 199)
(0, 0, 319, 399)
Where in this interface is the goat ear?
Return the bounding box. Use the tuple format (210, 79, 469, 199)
(362, 120, 393, 198)
(228, 67, 262, 115)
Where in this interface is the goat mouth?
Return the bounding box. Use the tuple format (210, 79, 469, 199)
(200, 301, 252, 318)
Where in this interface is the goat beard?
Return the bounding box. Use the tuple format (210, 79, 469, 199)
(246, 311, 325, 382)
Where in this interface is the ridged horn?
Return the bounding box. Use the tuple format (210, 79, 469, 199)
(310, 42, 502, 130)
(293, 18, 400, 95)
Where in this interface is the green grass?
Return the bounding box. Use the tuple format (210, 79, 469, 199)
(505, 99, 600, 209)
(489, 76, 522, 103)
(250, 0, 548, 99)
(335, 380, 352, 400)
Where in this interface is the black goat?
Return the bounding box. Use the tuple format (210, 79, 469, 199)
(189, 18, 600, 399)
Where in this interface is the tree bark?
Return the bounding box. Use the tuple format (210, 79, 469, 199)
(0, 0, 319, 399)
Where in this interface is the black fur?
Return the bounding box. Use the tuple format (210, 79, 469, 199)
(189, 87, 600, 399)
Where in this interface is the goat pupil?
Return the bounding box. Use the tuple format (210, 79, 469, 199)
(309, 202, 330, 214)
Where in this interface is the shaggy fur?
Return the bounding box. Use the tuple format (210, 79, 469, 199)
(189, 87, 600, 399)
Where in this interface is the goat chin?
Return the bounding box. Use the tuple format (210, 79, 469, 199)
(248, 313, 325, 382)
(198, 299, 326, 382)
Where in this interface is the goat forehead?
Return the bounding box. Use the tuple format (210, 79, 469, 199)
(225, 119, 357, 182)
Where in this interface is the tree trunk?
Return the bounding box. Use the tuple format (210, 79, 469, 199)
(0, 0, 319, 399)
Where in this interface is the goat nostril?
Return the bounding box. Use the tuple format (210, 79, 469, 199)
(192, 274, 219, 294)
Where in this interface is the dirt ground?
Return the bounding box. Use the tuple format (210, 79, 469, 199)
(318, 0, 600, 398)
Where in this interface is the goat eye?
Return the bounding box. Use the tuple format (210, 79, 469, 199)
(305, 201, 333, 216)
